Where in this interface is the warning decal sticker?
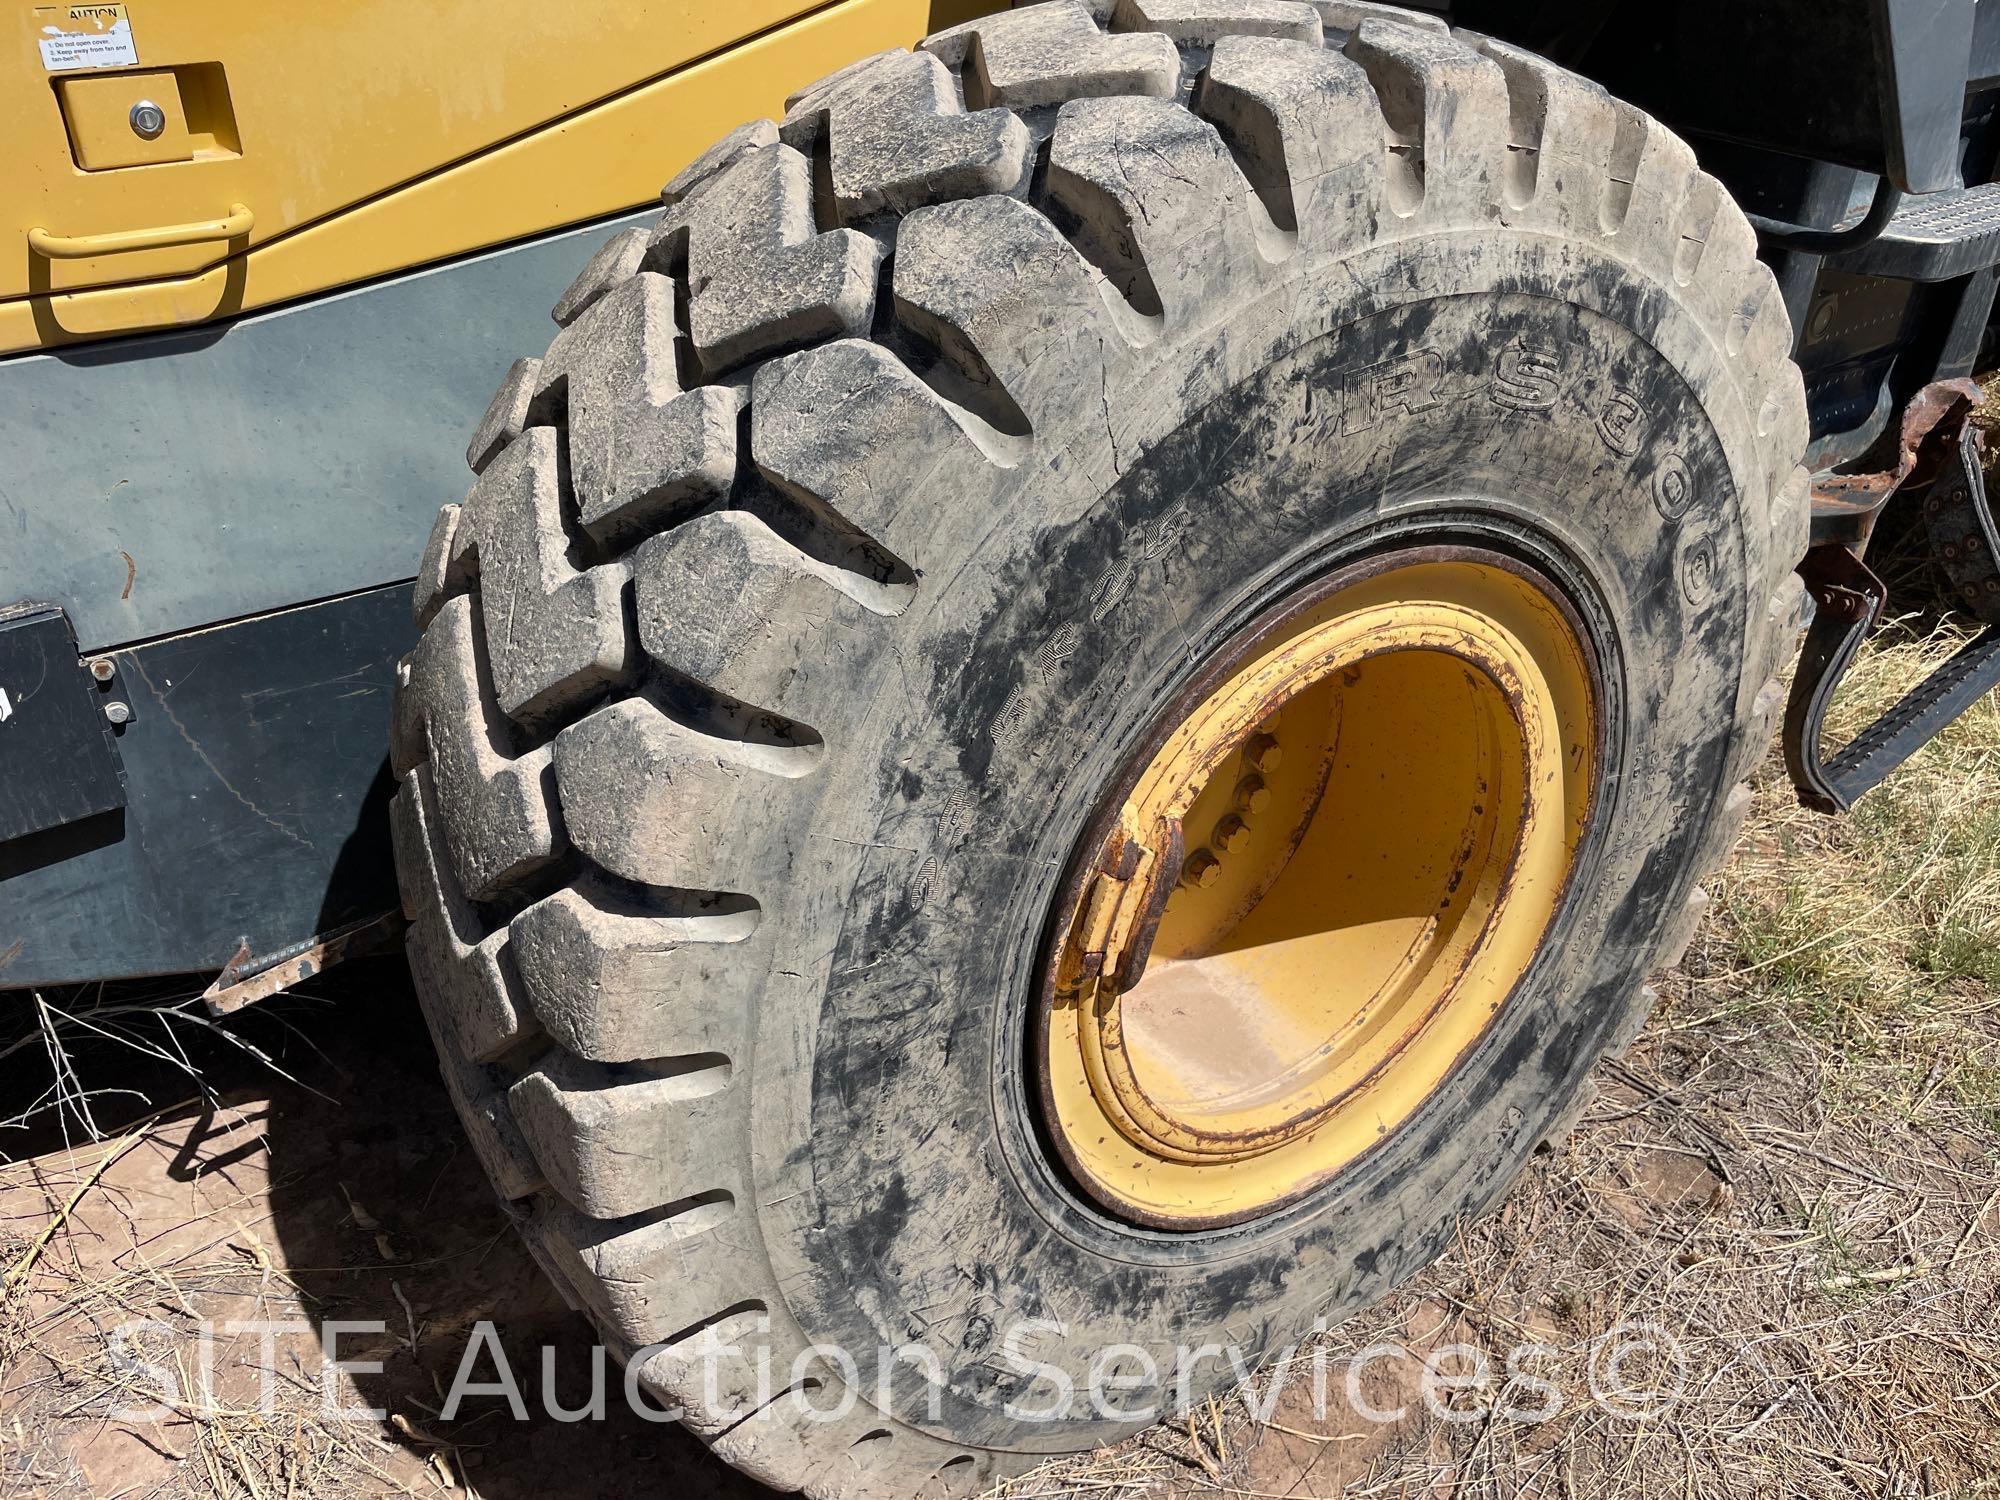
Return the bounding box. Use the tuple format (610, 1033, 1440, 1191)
(37, 3, 138, 71)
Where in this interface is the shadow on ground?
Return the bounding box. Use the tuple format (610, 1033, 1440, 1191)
(0, 961, 773, 1498)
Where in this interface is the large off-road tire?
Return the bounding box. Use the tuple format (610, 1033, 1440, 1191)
(390, 2, 1808, 1492)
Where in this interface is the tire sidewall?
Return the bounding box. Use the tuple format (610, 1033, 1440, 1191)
(753, 235, 1762, 1450)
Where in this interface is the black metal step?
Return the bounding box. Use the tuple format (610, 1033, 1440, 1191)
(1822, 623, 2000, 801)
(1785, 389, 2000, 813)
(1837, 182, 2000, 282)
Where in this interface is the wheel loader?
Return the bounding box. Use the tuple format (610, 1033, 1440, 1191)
(5, 0, 1999, 1491)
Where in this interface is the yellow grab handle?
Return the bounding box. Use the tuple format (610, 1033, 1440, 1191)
(28, 203, 254, 260)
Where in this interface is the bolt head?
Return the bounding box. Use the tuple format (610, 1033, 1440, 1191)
(1244, 733, 1282, 773)
(1213, 814, 1251, 854)
(103, 701, 131, 725)
(86, 657, 115, 682)
(1235, 775, 1271, 814)
(1182, 849, 1222, 889)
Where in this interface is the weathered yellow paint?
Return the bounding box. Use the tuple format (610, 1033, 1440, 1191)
(3, 0, 988, 352)
(1044, 560, 1598, 1228)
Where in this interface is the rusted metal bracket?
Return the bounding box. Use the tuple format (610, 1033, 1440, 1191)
(1786, 379, 2000, 812)
(201, 911, 405, 1016)
(1807, 378, 1983, 552)
(1069, 821, 1184, 997)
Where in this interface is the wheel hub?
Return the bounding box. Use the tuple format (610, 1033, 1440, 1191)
(1038, 552, 1598, 1229)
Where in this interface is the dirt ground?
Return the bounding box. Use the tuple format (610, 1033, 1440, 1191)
(0, 962, 776, 1499)
(4, 622, 2000, 1500)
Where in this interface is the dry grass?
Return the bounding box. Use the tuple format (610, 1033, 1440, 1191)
(0, 1123, 409, 1498)
(0, 978, 499, 1500)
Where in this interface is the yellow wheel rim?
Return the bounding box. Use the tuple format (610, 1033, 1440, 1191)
(1038, 554, 1598, 1228)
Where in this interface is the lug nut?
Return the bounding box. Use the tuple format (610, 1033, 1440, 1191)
(1244, 732, 1282, 773)
(1182, 848, 1222, 888)
(1213, 814, 1251, 854)
(1235, 774, 1271, 814)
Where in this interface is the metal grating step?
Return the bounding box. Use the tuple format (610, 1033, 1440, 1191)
(1823, 622, 2000, 799)
(1837, 182, 2000, 282)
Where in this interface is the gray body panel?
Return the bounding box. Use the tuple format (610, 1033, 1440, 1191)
(0, 210, 649, 651)
(0, 585, 411, 987)
(0, 211, 650, 985)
